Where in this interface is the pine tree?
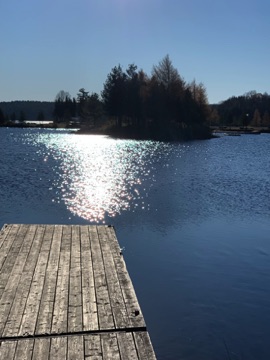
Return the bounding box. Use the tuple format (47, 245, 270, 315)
(152, 55, 183, 89)
(102, 65, 127, 127)
(53, 90, 72, 123)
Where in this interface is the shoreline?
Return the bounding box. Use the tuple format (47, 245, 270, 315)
(211, 126, 270, 134)
(0, 122, 213, 141)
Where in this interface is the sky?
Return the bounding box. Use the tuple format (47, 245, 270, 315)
(1, 0, 269, 104)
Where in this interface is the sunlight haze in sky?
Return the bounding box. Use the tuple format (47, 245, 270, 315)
(1, 0, 269, 104)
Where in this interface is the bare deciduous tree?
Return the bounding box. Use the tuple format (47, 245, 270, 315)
(55, 90, 71, 102)
(152, 55, 182, 89)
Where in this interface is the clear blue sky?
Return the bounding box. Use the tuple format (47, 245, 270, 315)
(1, 0, 269, 104)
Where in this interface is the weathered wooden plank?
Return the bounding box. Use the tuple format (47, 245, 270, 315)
(68, 225, 83, 333)
(106, 226, 145, 328)
(3, 225, 48, 336)
(117, 332, 139, 360)
(2, 227, 41, 337)
(0, 225, 28, 296)
(32, 338, 50, 360)
(134, 331, 157, 360)
(9, 225, 31, 255)
(39, 225, 55, 253)
(0, 225, 37, 337)
(51, 225, 70, 334)
(46, 225, 63, 273)
(0, 224, 18, 258)
(0, 224, 156, 360)
(97, 226, 129, 329)
(0, 340, 17, 359)
(50, 337, 67, 359)
(84, 334, 102, 359)
(0, 225, 28, 286)
(0, 224, 12, 252)
(80, 226, 98, 331)
(20, 225, 44, 275)
(101, 333, 121, 360)
(14, 339, 34, 360)
(18, 225, 48, 337)
(19, 225, 40, 254)
(35, 225, 56, 334)
(89, 226, 114, 330)
(67, 336, 84, 360)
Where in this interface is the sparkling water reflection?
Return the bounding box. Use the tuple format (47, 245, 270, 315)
(2, 128, 270, 359)
(24, 131, 174, 222)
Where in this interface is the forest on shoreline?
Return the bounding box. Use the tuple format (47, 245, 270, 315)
(0, 56, 211, 141)
(1, 56, 270, 140)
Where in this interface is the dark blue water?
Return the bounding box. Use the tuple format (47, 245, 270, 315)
(1, 127, 270, 359)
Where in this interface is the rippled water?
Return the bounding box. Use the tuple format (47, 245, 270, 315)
(1, 128, 270, 359)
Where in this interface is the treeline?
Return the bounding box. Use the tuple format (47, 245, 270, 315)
(53, 55, 212, 140)
(212, 91, 270, 127)
(53, 89, 102, 126)
(2, 59, 270, 138)
(1, 56, 212, 140)
(0, 101, 54, 121)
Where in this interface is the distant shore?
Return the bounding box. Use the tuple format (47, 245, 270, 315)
(4, 122, 270, 140)
(0, 121, 77, 130)
(211, 126, 270, 134)
(0, 121, 213, 141)
(76, 123, 213, 141)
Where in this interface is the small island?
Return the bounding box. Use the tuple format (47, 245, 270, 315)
(0, 56, 212, 141)
(1, 57, 270, 141)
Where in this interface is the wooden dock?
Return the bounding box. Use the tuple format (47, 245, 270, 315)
(0, 224, 156, 359)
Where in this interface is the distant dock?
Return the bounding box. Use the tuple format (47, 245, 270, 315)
(0, 224, 156, 359)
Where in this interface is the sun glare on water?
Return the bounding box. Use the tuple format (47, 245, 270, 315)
(34, 132, 164, 223)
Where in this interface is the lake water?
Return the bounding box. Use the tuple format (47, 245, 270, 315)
(1, 127, 270, 359)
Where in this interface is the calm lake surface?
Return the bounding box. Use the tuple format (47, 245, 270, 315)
(1, 127, 270, 359)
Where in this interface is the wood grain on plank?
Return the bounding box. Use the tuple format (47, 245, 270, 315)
(68, 225, 83, 333)
(0, 225, 27, 296)
(18, 225, 47, 336)
(80, 226, 98, 331)
(101, 333, 121, 360)
(0, 340, 17, 360)
(2, 226, 46, 337)
(35, 225, 56, 334)
(0, 225, 36, 337)
(106, 226, 145, 328)
(51, 225, 70, 334)
(117, 332, 139, 360)
(89, 226, 114, 330)
(50, 336, 67, 359)
(134, 331, 157, 360)
(32, 338, 50, 360)
(67, 335, 84, 360)
(97, 226, 129, 329)
(14, 339, 34, 360)
(0, 224, 12, 253)
(84, 334, 102, 359)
